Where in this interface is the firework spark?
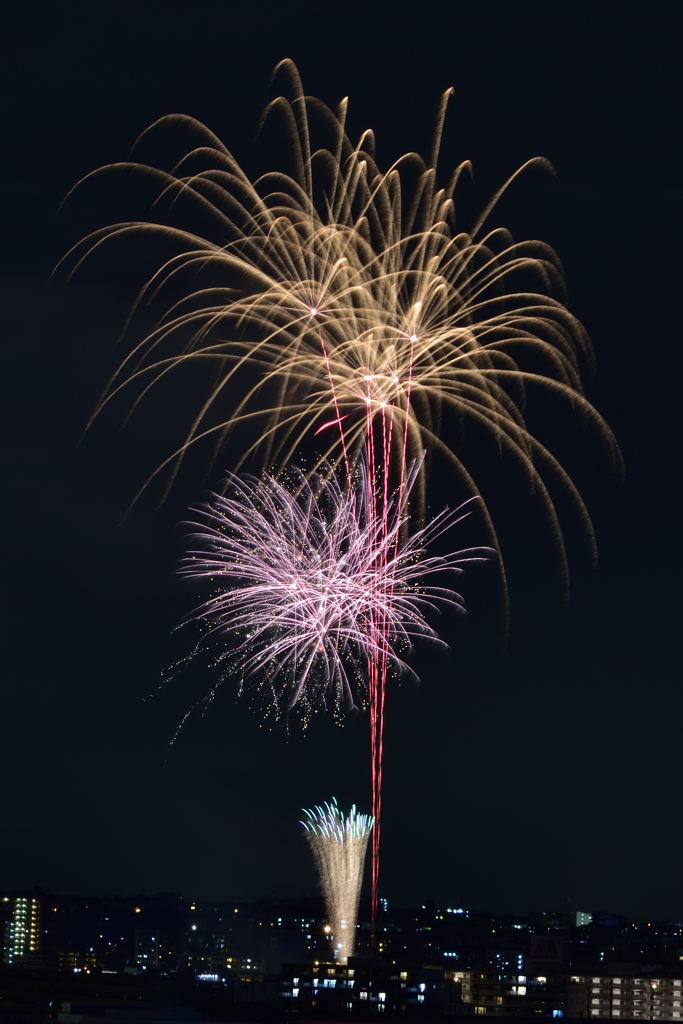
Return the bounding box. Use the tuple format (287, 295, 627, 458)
(62, 58, 619, 585)
(177, 459, 491, 725)
(302, 798, 373, 963)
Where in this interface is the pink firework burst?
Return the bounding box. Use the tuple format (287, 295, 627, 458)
(176, 460, 492, 727)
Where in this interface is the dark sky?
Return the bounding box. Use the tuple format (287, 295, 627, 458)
(3, 1, 680, 919)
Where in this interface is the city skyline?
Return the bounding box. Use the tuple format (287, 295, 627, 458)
(5, 886, 683, 1021)
(3, 0, 680, 923)
(2, 885, 682, 926)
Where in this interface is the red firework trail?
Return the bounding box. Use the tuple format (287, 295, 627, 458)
(318, 327, 418, 944)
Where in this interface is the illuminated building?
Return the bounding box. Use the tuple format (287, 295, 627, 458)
(3, 896, 42, 967)
(58, 950, 98, 973)
(458, 970, 683, 1021)
(458, 970, 567, 1017)
(281, 958, 449, 1013)
(570, 975, 683, 1020)
(134, 928, 160, 970)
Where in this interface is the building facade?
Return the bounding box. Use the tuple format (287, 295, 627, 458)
(2, 896, 42, 967)
(456, 968, 683, 1021)
(574, 974, 683, 1020)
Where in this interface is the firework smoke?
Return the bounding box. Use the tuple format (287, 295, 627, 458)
(302, 799, 373, 963)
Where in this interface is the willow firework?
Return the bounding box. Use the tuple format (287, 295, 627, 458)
(178, 459, 491, 725)
(63, 58, 618, 581)
(302, 799, 374, 963)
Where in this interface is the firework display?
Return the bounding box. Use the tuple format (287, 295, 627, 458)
(179, 459, 491, 724)
(64, 58, 618, 574)
(302, 799, 374, 963)
(68, 61, 618, 940)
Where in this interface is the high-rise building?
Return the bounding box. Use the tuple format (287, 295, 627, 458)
(3, 896, 42, 967)
(134, 928, 161, 970)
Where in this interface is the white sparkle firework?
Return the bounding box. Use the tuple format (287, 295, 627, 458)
(301, 798, 374, 963)
(178, 459, 491, 724)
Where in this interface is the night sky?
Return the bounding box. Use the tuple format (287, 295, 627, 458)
(3, 1, 680, 919)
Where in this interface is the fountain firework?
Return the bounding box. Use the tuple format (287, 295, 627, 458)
(301, 799, 373, 963)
